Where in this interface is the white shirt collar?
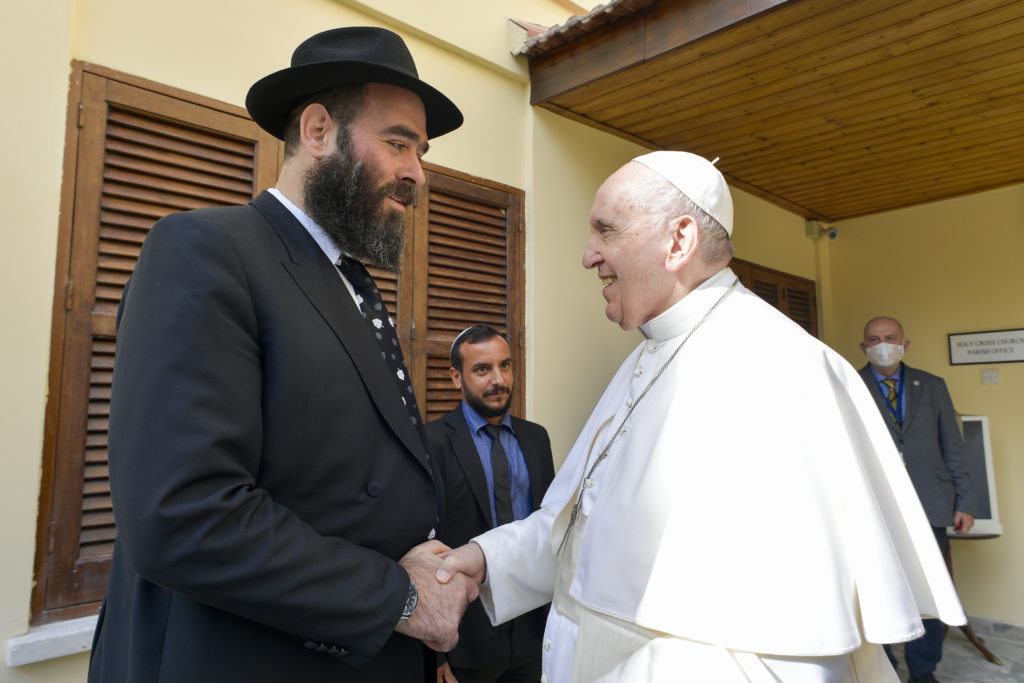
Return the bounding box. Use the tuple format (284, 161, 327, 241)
(267, 188, 359, 305)
(640, 267, 737, 341)
(267, 188, 341, 265)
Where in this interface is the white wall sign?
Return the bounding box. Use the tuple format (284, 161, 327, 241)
(948, 328, 1024, 365)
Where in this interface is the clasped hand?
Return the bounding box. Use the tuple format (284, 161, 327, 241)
(396, 540, 481, 651)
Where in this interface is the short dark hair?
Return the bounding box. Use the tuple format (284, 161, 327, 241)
(450, 324, 503, 373)
(282, 83, 367, 158)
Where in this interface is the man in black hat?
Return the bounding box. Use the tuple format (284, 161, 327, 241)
(88, 27, 476, 682)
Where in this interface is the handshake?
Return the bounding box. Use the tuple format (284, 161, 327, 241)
(395, 540, 487, 651)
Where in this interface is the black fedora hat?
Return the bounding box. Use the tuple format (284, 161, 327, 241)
(246, 26, 463, 140)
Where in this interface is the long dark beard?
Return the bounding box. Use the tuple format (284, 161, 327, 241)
(302, 137, 411, 271)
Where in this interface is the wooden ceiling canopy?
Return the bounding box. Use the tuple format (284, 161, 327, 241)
(522, 0, 1024, 222)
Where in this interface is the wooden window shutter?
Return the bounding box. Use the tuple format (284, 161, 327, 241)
(34, 63, 280, 624)
(732, 258, 819, 337)
(403, 166, 525, 423)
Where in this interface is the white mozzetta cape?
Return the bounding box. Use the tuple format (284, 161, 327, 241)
(476, 269, 964, 660)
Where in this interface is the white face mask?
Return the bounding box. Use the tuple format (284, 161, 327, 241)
(866, 342, 904, 368)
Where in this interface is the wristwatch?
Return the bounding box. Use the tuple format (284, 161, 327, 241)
(398, 579, 418, 624)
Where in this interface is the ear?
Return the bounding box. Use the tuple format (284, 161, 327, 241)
(449, 366, 463, 391)
(665, 215, 701, 272)
(298, 103, 336, 159)
(860, 342, 868, 353)
(903, 339, 911, 352)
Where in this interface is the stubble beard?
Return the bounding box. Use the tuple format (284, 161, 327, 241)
(302, 133, 410, 271)
(465, 386, 514, 420)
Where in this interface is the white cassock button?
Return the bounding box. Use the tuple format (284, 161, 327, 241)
(634, 367, 643, 377)
(583, 478, 595, 489)
(541, 674, 550, 683)
(647, 342, 661, 353)
(428, 528, 436, 540)
(543, 638, 552, 651)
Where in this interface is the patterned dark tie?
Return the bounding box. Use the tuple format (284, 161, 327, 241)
(484, 423, 514, 526)
(335, 255, 425, 436)
(882, 378, 901, 426)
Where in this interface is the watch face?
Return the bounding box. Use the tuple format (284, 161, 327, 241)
(403, 581, 418, 619)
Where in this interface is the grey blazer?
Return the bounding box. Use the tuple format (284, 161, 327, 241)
(859, 363, 975, 526)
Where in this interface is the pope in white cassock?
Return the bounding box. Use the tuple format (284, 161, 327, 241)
(436, 151, 966, 682)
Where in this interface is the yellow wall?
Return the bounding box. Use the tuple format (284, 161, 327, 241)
(732, 185, 817, 280)
(828, 184, 1024, 626)
(529, 110, 648, 463)
(1, 1, 78, 681)
(3, 0, 1022, 679)
(0, 0, 556, 679)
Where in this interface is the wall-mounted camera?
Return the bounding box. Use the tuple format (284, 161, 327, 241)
(805, 219, 838, 241)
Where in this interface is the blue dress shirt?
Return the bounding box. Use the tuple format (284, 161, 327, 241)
(461, 401, 533, 525)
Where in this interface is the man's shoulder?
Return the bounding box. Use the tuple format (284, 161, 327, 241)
(510, 415, 548, 435)
(148, 200, 265, 246)
(726, 287, 825, 352)
(161, 198, 260, 223)
(903, 364, 948, 387)
(510, 416, 551, 449)
(425, 407, 463, 437)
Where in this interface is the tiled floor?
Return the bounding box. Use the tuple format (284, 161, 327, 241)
(890, 617, 1024, 682)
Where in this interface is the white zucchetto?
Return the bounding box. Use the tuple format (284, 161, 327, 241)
(632, 151, 734, 236)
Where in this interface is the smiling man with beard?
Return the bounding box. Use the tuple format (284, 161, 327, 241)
(88, 27, 480, 683)
(425, 324, 555, 683)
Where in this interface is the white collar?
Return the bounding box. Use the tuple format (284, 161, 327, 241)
(640, 268, 736, 341)
(267, 188, 341, 265)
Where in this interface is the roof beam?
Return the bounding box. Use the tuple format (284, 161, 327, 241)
(529, 0, 792, 104)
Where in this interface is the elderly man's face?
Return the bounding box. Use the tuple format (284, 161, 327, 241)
(862, 318, 905, 349)
(582, 166, 677, 330)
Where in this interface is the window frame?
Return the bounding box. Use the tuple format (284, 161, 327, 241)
(32, 61, 282, 625)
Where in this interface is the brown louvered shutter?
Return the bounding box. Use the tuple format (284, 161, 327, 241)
(782, 281, 818, 336)
(34, 63, 279, 623)
(746, 269, 783, 309)
(406, 167, 525, 423)
(732, 258, 819, 337)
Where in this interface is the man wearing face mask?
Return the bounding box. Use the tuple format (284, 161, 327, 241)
(860, 316, 975, 683)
